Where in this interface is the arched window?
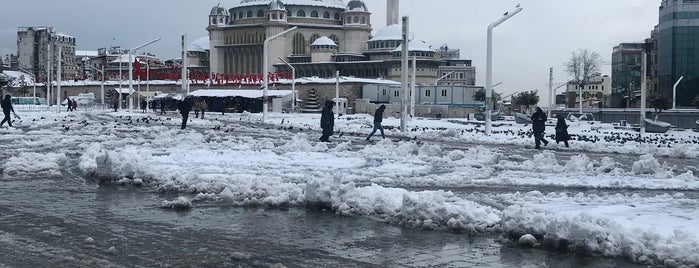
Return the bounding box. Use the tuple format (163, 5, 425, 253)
(297, 10, 306, 17)
(323, 12, 330, 18)
(353, 16, 359, 23)
(334, 13, 340, 20)
(310, 33, 320, 44)
(239, 12, 244, 19)
(361, 17, 366, 24)
(329, 35, 340, 50)
(310, 10, 318, 17)
(211, 18, 216, 24)
(272, 13, 278, 20)
(292, 33, 306, 54)
(247, 10, 253, 18)
(219, 18, 224, 23)
(257, 10, 264, 17)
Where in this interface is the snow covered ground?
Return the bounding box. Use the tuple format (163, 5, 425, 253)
(1, 108, 699, 266)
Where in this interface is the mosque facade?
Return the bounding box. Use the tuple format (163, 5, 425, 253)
(206, 0, 475, 86)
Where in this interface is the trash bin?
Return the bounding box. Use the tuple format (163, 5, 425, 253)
(436, 113, 442, 119)
(620, 120, 627, 127)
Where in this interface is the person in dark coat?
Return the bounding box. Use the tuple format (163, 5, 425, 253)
(366, 104, 386, 140)
(179, 97, 193, 130)
(319, 100, 335, 142)
(555, 114, 570, 147)
(1, 94, 16, 127)
(160, 99, 167, 115)
(111, 94, 119, 112)
(530, 107, 549, 149)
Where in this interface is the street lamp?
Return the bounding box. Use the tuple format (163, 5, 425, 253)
(86, 64, 105, 105)
(485, 4, 522, 136)
(672, 76, 683, 110)
(434, 71, 454, 85)
(278, 57, 296, 112)
(263, 27, 297, 122)
(128, 38, 161, 113)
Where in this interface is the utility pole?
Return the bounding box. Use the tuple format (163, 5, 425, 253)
(400, 16, 409, 132)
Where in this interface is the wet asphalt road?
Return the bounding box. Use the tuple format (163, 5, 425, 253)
(0, 113, 657, 267)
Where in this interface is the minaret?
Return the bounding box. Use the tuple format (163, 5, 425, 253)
(387, 0, 399, 26)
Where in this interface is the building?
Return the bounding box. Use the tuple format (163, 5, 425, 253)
(206, 0, 474, 85)
(207, 0, 371, 75)
(17, 26, 78, 82)
(611, 43, 643, 108)
(658, 0, 699, 107)
(565, 74, 612, 108)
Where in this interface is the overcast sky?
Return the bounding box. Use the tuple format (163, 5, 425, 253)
(0, 0, 660, 103)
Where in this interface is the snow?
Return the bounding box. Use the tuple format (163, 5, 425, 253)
(311, 36, 337, 47)
(188, 37, 209, 52)
(393, 39, 436, 53)
(370, 24, 403, 41)
(3, 109, 699, 266)
(233, 0, 346, 9)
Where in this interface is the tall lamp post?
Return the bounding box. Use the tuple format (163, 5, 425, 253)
(263, 26, 297, 122)
(278, 57, 296, 112)
(672, 76, 683, 110)
(128, 38, 161, 113)
(485, 4, 522, 136)
(87, 64, 105, 105)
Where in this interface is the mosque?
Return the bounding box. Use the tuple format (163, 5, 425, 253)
(199, 0, 481, 117)
(205, 0, 474, 86)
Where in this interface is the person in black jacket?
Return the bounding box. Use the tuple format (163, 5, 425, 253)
(366, 104, 386, 140)
(555, 114, 570, 147)
(179, 97, 193, 130)
(319, 100, 335, 142)
(530, 107, 549, 149)
(1, 94, 15, 127)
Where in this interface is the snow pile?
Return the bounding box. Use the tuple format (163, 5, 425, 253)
(632, 154, 673, 178)
(1, 152, 66, 178)
(304, 180, 501, 232)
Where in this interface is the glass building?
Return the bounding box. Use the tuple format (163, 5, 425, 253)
(658, 0, 699, 107)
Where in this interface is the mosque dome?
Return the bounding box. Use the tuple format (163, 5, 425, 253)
(369, 24, 413, 42)
(268, 0, 285, 10)
(346, 0, 367, 12)
(311, 36, 337, 47)
(233, 0, 345, 9)
(188, 37, 210, 52)
(210, 4, 229, 16)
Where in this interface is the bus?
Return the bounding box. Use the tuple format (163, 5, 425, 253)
(11, 97, 42, 105)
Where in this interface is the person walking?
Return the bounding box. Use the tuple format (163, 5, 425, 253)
(530, 107, 549, 149)
(193, 99, 201, 118)
(111, 94, 119, 112)
(366, 104, 386, 141)
(199, 99, 207, 119)
(66, 97, 72, 112)
(319, 100, 335, 142)
(179, 97, 193, 130)
(555, 114, 570, 147)
(160, 99, 167, 115)
(1, 94, 17, 127)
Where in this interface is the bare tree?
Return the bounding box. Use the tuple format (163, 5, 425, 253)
(565, 49, 602, 107)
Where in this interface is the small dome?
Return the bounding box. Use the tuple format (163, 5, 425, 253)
(210, 4, 228, 16)
(346, 0, 367, 12)
(188, 36, 210, 52)
(393, 40, 436, 53)
(311, 36, 337, 47)
(268, 0, 285, 10)
(370, 24, 404, 42)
